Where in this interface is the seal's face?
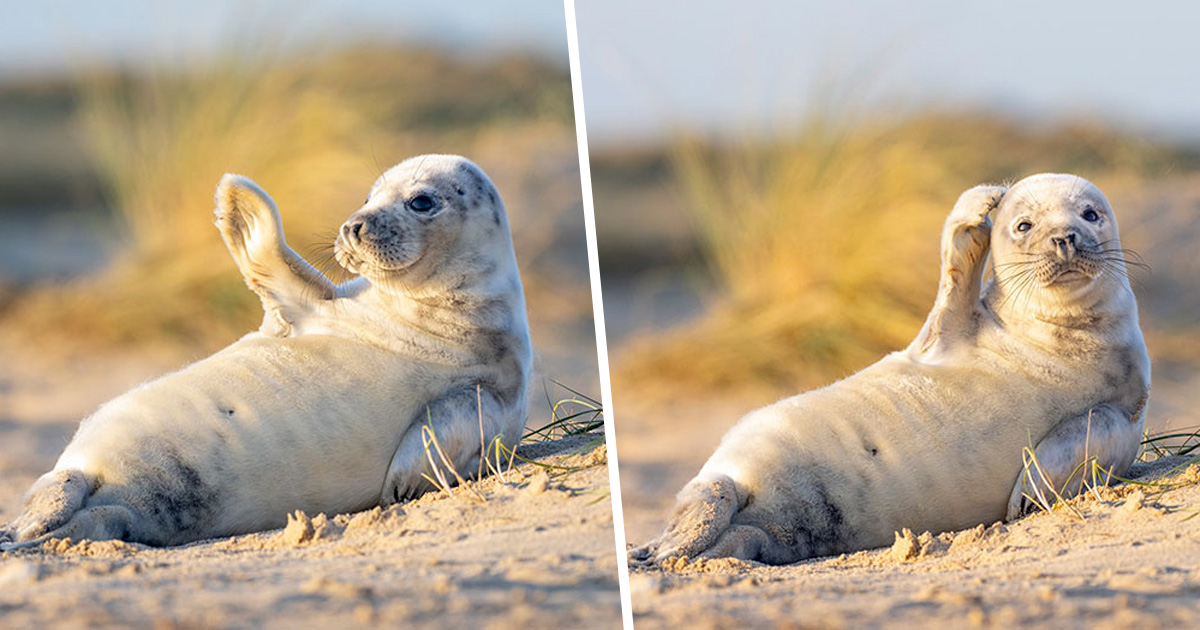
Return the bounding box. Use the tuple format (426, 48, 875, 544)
(990, 174, 1123, 297)
(334, 155, 510, 285)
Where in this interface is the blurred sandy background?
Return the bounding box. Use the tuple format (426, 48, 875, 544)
(0, 2, 618, 628)
(579, 1, 1200, 627)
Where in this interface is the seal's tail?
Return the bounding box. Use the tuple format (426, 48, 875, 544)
(0, 468, 134, 551)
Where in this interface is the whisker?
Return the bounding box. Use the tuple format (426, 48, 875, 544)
(993, 264, 1040, 311)
(1101, 257, 1151, 272)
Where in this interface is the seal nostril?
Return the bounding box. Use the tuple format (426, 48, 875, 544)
(1052, 233, 1078, 261)
(342, 220, 365, 243)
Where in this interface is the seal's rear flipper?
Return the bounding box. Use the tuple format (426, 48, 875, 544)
(2, 504, 139, 551)
(1, 469, 89, 546)
(628, 473, 740, 566)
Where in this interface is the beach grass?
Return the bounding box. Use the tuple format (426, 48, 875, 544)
(417, 382, 606, 503)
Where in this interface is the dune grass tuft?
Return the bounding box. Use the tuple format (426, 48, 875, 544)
(417, 382, 606, 503)
(1014, 424, 1200, 519)
(1142, 425, 1200, 461)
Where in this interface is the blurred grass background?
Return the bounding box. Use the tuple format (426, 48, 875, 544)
(0, 39, 598, 398)
(595, 110, 1200, 403)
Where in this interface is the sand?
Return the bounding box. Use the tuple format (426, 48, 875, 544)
(0, 338, 621, 629)
(616, 389, 1200, 629)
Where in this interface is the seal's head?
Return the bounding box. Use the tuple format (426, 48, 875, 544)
(988, 174, 1131, 315)
(334, 155, 514, 288)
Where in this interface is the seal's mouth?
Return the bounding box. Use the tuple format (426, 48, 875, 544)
(1049, 268, 1092, 284)
(334, 231, 421, 276)
(1037, 253, 1105, 286)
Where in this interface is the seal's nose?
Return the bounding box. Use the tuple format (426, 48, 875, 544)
(1051, 232, 1077, 261)
(342, 219, 365, 244)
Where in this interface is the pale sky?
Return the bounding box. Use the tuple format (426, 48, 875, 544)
(577, 0, 1200, 146)
(0, 0, 569, 76)
(4, 1, 1200, 147)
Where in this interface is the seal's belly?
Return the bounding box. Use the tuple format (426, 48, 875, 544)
(57, 333, 440, 538)
(704, 349, 1107, 549)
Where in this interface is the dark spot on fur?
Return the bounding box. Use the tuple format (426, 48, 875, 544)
(492, 205, 502, 226)
(1104, 351, 1136, 391)
(455, 186, 465, 196)
(734, 466, 848, 563)
(472, 329, 525, 406)
(456, 162, 493, 206)
(129, 443, 218, 543)
(1130, 392, 1149, 422)
(802, 478, 847, 557)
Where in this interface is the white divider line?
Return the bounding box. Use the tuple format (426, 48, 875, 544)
(562, 1, 633, 628)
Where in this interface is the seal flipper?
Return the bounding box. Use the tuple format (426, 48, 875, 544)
(379, 386, 517, 505)
(214, 174, 336, 337)
(1007, 403, 1143, 520)
(2, 505, 138, 551)
(628, 473, 740, 566)
(909, 185, 1005, 363)
(696, 524, 770, 561)
(0, 469, 89, 548)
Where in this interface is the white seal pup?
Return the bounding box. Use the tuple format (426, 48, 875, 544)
(1, 155, 531, 548)
(631, 174, 1149, 565)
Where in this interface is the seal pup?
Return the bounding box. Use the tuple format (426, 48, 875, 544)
(630, 174, 1149, 565)
(1, 155, 532, 548)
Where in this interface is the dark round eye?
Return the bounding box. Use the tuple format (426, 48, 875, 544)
(1082, 207, 1099, 222)
(1015, 220, 1033, 233)
(407, 194, 435, 213)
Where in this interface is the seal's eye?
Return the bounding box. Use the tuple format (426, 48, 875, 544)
(407, 194, 435, 213)
(1015, 220, 1033, 233)
(1082, 207, 1099, 222)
